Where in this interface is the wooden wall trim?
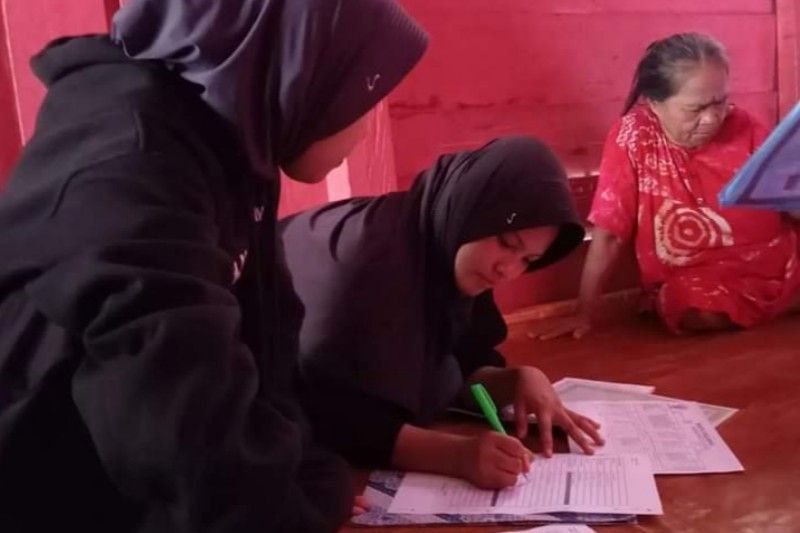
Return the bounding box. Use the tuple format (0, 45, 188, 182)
(776, 0, 800, 119)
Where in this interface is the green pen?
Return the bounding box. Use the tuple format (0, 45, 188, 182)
(470, 383, 507, 434)
(470, 383, 531, 481)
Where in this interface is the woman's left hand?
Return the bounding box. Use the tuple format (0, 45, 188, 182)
(510, 366, 604, 456)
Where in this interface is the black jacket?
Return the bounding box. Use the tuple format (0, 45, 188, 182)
(0, 36, 351, 533)
(280, 137, 584, 467)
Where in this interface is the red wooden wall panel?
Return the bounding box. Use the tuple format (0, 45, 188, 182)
(0, 4, 22, 184)
(2, 0, 109, 143)
(1, 0, 115, 187)
(777, 0, 800, 118)
(346, 101, 399, 198)
(535, 0, 773, 14)
(390, 1, 778, 190)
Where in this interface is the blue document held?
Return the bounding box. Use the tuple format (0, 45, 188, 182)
(719, 101, 800, 211)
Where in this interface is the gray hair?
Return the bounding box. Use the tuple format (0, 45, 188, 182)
(622, 32, 729, 115)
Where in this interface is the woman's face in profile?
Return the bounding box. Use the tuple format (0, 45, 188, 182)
(454, 226, 558, 296)
(648, 62, 730, 149)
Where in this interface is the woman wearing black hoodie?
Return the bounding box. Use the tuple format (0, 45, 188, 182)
(281, 136, 604, 490)
(0, 0, 426, 531)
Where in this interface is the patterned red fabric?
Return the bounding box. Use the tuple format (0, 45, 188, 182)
(589, 105, 800, 332)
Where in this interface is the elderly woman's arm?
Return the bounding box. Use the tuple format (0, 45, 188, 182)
(537, 226, 625, 339)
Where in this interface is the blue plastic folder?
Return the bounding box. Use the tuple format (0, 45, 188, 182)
(719, 101, 800, 211)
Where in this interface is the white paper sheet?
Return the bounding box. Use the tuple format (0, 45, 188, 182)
(553, 377, 655, 394)
(567, 401, 744, 474)
(498, 378, 655, 423)
(555, 379, 737, 427)
(453, 378, 736, 428)
(387, 454, 662, 516)
(499, 525, 596, 533)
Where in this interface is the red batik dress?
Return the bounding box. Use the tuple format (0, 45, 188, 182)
(589, 105, 800, 332)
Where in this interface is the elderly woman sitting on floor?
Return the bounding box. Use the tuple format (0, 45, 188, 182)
(545, 32, 800, 337)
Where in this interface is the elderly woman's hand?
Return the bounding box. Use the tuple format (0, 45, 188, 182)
(533, 312, 593, 340)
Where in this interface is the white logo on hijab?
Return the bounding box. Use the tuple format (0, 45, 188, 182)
(253, 205, 264, 222)
(366, 74, 381, 91)
(506, 212, 517, 224)
(232, 249, 249, 284)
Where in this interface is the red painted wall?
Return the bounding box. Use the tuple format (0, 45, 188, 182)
(0, 0, 115, 185)
(2, 1, 111, 143)
(389, 0, 777, 189)
(0, 7, 22, 182)
(777, 0, 800, 117)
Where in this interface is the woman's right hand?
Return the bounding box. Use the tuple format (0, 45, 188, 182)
(534, 312, 593, 340)
(457, 431, 533, 489)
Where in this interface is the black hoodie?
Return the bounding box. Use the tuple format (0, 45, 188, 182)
(280, 137, 584, 466)
(0, 0, 426, 531)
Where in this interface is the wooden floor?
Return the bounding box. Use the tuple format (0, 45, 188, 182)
(341, 310, 800, 533)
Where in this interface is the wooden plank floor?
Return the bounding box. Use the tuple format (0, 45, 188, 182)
(341, 311, 800, 533)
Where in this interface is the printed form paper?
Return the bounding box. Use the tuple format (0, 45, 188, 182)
(500, 525, 596, 533)
(500, 378, 657, 424)
(387, 454, 662, 516)
(555, 379, 737, 427)
(553, 377, 656, 394)
(567, 401, 743, 474)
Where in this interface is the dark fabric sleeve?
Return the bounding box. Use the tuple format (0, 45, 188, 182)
(453, 292, 508, 379)
(299, 366, 409, 468)
(24, 154, 351, 533)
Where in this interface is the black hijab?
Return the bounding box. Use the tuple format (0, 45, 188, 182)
(281, 136, 584, 419)
(111, 0, 428, 178)
(417, 136, 585, 288)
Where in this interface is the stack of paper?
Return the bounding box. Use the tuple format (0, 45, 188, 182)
(565, 400, 742, 474)
(552, 377, 738, 427)
(387, 454, 662, 516)
(553, 378, 742, 475)
(500, 525, 597, 533)
(351, 469, 637, 527)
(359, 377, 742, 527)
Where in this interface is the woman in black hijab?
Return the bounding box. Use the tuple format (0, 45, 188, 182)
(281, 136, 604, 490)
(0, 0, 425, 531)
